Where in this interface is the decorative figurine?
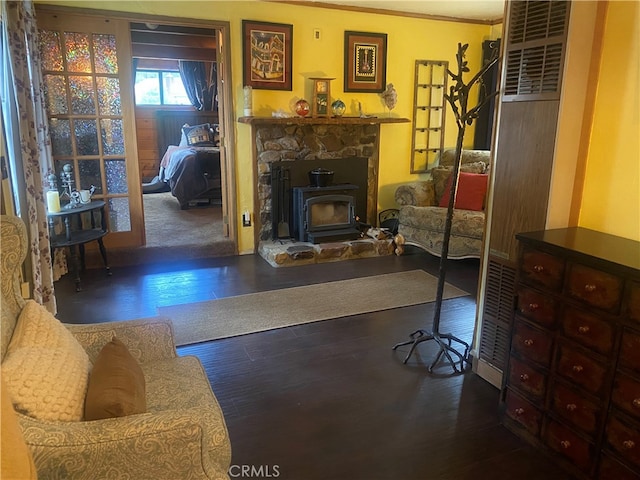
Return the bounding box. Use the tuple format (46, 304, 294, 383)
(381, 83, 398, 112)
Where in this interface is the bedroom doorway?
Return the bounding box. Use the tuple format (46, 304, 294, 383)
(129, 19, 237, 258)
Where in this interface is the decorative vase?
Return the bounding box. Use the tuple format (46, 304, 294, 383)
(331, 99, 346, 117)
(295, 99, 310, 117)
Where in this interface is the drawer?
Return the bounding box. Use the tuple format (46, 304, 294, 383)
(620, 330, 640, 374)
(605, 414, 640, 469)
(512, 318, 553, 367)
(567, 263, 624, 313)
(507, 356, 547, 400)
(516, 286, 558, 328)
(544, 418, 595, 473)
(550, 381, 602, 436)
(521, 248, 565, 291)
(598, 453, 639, 480)
(612, 371, 640, 421)
(561, 306, 616, 356)
(628, 281, 640, 325)
(504, 388, 543, 437)
(556, 345, 608, 397)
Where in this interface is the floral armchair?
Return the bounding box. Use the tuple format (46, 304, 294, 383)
(394, 149, 491, 259)
(0, 215, 231, 480)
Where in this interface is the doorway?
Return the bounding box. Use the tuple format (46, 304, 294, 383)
(35, 5, 237, 263)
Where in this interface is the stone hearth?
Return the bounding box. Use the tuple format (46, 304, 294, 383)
(259, 237, 395, 268)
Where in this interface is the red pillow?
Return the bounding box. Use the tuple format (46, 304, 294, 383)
(438, 172, 489, 211)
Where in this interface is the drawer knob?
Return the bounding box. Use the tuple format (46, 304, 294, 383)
(566, 403, 577, 412)
(523, 339, 534, 347)
(528, 303, 539, 311)
(514, 408, 524, 415)
(560, 440, 571, 449)
(533, 265, 544, 273)
(572, 365, 584, 373)
(584, 284, 597, 293)
(520, 374, 529, 382)
(633, 398, 640, 408)
(578, 325, 590, 334)
(623, 440, 635, 450)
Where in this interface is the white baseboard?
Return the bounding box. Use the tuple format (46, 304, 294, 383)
(473, 357, 503, 389)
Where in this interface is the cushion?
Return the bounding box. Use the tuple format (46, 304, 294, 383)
(178, 123, 190, 147)
(181, 123, 219, 146)
(1, 300, 90, 422)
(439, 172, 489, 211)
(431, 163, 488, 202)
(84, 337, 146, 421)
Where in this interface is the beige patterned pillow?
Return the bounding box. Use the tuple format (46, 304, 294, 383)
(1, 300, 90, 422)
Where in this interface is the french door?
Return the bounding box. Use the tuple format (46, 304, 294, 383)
(36, 9, 143, 247)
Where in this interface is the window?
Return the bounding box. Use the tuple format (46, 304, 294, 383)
(134, 70, 191, 105)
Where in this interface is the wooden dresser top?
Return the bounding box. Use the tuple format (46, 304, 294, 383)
(516, 227, 640, 276)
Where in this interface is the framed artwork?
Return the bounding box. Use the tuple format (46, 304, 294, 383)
(344, 31, 387, 92)
(242, 20, 293, 90)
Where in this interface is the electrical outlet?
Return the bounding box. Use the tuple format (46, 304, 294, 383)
(242, 211, 251, 227)
(314, 29, 321, 40)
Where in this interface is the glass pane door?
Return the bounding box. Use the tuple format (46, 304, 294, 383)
(37, 10, 142, 246)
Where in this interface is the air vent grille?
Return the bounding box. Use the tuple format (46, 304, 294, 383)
(479, 259, 517, 370)
(504, 44, 564, 96)
(504, 0, 569, 100)
(509, 1, 568, 43)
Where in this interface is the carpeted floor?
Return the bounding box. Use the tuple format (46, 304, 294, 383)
(143, 191, 223, 248)
(99, 192, 235, 267)
(158, 270, 468, 345)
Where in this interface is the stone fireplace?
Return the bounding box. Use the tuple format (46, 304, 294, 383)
(238, 116, 409, 265)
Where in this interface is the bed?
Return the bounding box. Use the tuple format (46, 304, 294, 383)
(145, 114, 222, 210)
(159, 144, 221, 209)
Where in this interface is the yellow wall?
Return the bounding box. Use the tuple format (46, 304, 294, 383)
(579, 0, 639, 241)
(37, 0, 494, 252)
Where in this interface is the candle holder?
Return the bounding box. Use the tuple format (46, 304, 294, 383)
(60, 163, 81, 209)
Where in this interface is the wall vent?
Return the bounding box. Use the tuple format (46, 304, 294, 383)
(478, 258, 517, 371)
(503, 0, 569, 100)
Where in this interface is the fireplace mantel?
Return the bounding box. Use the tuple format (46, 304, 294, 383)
(238, 116, 409, 126)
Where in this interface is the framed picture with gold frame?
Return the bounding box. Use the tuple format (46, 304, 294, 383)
(242, 20, 293, 90)
(344, 31, 387, 92)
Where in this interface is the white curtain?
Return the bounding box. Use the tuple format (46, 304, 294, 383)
(1, 0, 65, 313)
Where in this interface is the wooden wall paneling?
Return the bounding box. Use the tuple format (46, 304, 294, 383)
(134, 108, 160, 181)
(488, 100, 560, 261)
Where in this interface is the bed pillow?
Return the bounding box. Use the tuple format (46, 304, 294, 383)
(1, 300, 90, 422)
(84, 337, 146, 421)
(179, 123, 190, 147)
(438, 172, 489, 211)
(181, 123, 219, 146)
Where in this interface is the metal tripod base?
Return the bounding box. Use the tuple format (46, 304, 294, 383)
(393, 329, 470, 373)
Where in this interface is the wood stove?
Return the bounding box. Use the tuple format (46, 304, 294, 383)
(292, 185, 360, 243)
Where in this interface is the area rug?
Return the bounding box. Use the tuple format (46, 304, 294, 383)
(158, 270, 469, 346)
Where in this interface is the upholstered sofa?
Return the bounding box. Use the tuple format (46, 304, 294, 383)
(0, 215, 231, 479)
(394, 149, 490, 259)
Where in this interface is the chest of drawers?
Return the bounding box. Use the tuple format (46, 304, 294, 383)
(502, 228, 640, 479)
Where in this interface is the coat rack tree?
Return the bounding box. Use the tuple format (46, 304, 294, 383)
(393, 43, 499, 374)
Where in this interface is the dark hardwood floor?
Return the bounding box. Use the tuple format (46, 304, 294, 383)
(55, 248, 574, 480)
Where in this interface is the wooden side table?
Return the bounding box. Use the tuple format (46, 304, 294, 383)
(48, 200, 111, 291)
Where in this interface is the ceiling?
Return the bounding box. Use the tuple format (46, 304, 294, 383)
(308, 0, 505, 22)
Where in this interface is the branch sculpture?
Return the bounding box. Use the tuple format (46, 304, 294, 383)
(393, 43, 499, 373)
